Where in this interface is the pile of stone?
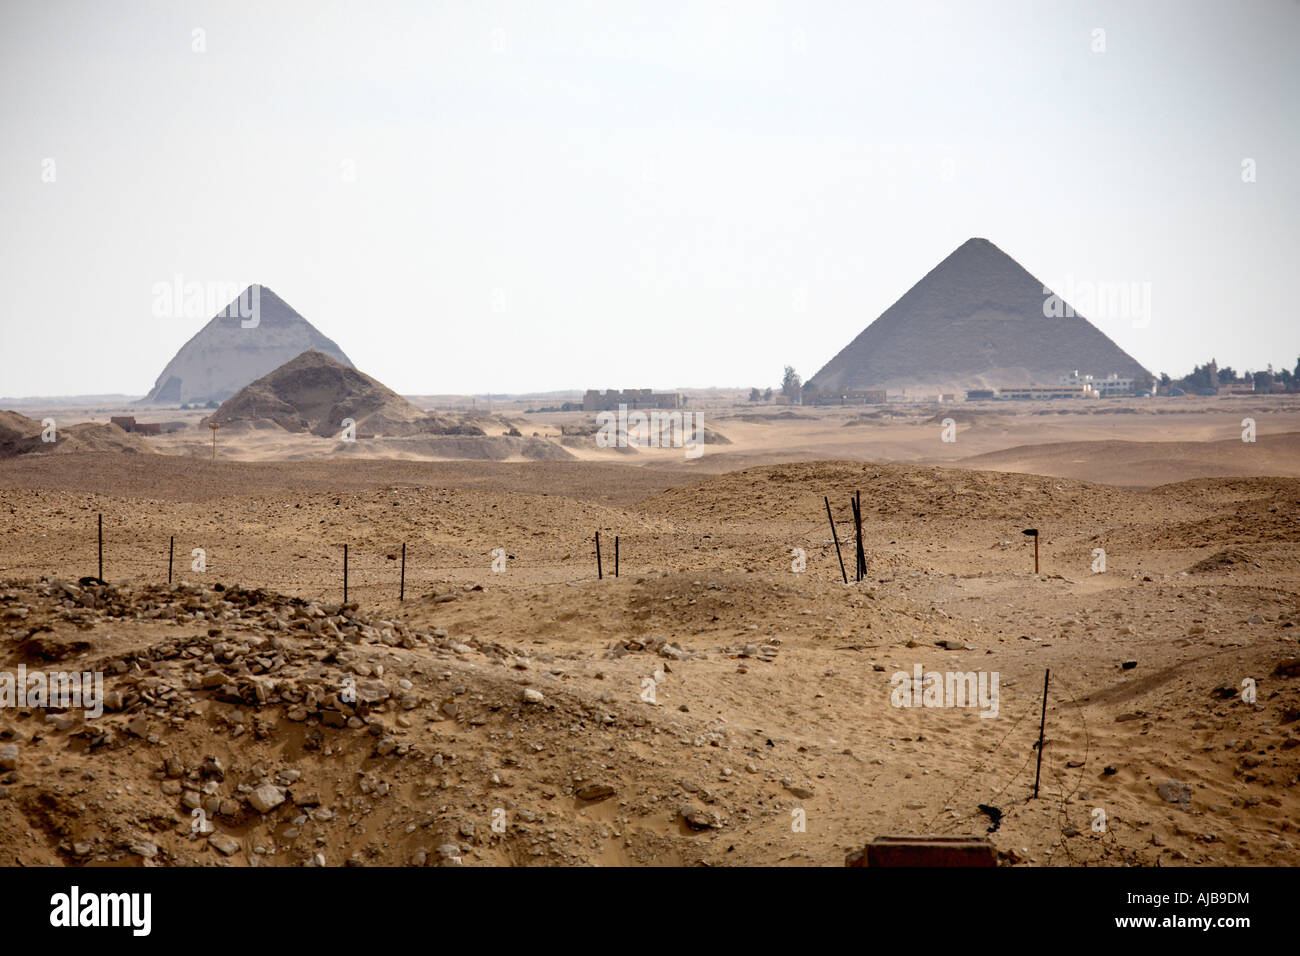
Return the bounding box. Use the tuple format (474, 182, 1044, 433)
(604, 634, 692, 661)
(0, 580, 487, 755)
(722, 641, 779, 663)
(26, 579, 447, 650)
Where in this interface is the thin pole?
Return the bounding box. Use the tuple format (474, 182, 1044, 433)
(1034, 535, 1040, 575)
(400, 542, 406, 601)
(98, 513, 103, 581)
(825, 496, 847, 584)
(857, 490, 866, 580)
(615, 535, 619, 578)
(168, 535, 174, 584)
(343, 543, 349, 604)
(852, 494, 863, 582)
(1033, 668, 1050, 798)
(852, 493, 865, 582)
(849, 496, 859, 581)
(595, 531, 603, 580)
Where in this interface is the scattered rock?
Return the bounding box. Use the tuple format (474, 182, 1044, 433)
(1273, 659, 1300, 678)
(1156, 780, 1192, 806)
(208, 832, 241, 856)
(679, 805, 722, 830)
(782, 781, 815, 799)
(247, 784, 286, 814)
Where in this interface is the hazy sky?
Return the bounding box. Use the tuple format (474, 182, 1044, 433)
(2, 0, 1297, 397)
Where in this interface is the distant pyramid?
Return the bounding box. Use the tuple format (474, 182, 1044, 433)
(141, 285, 353, 404)
(206, 350, 484, 438)
(806, 239, 1152, 396)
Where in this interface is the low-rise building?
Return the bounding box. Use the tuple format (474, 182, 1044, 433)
(809, 389, 887, 405)
(583, 388, 683, 412)
(1064, 371, 1135, 396)
(999, 385, 1091, 400)
(109, 415, 162, 435)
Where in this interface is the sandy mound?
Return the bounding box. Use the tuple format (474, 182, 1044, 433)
(0, 410, 42, 443)
(638, 459, 1150, 525)
(336, 435, 574, 461)
(1151, 478, 1300, 547)
(1187, 548, 1264, 573)
(560, 422, 729, 446)
(0, 421, 154, 458)
(206, 350, 486, 438)
(958, 434, 1300, 486)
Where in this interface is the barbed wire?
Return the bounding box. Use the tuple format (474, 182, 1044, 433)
(922, 671, 1101, 848)
(923, 697, 1038, 835)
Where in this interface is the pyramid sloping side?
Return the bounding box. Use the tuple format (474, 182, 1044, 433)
(141, 287, 353, 405)
(807, 239, 1152, 394)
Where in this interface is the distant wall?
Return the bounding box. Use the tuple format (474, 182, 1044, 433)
(583, 389, 683, 411)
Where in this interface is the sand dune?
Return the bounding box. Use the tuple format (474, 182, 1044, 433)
(956, 433, 1300, 486)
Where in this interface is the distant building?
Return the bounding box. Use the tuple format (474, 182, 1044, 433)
(583, 389, 683, 412)
(809, 389, 887, 406)
(966, 389, 997, 401)
(109, 415, 162, 435)
(1064, 370, 1134, 396)
(999, 385, 1090, 400)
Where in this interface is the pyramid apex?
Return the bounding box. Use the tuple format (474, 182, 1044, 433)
(140, 286, 352, 405)
(805, 239, 1152, 395)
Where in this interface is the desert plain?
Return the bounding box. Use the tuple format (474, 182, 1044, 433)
(0, 393, 1297, 867)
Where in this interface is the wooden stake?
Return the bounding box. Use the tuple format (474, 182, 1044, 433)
(852, 494, 863, 582)
(852, 492, 866, 582)
(1022, 528, 1039, 575)
(343, 543, 349, 604)
(825, 496, 847, 584)
(849, 496, 859, 581)
(1033, 668, 1050, 798)
(595, 531, 603, 580)
(858, 490, 866, 580)
(168, 535, 174, 584)
(615, 535, 619, 578)
(98, 513, 102, 581)
(400, 542, 406, 601)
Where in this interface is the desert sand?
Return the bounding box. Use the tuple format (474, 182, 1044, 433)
(0, 396, 1297, 867)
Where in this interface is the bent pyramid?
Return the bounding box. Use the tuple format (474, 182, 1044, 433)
(142, 285, 353, 405)
(206, 349, 484, 438)
(806, 238, 1152, 396)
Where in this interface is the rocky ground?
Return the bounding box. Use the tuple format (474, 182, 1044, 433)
(0, 454, 1297, 867)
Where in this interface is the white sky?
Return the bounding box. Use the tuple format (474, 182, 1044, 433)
(1, 0, 1297, 397)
